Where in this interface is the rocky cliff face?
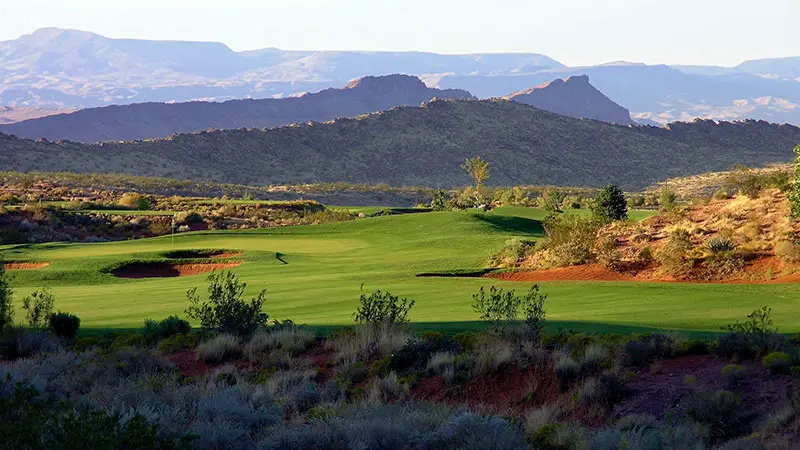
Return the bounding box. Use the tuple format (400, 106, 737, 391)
(0, 74, 473, 142)
(503, 75, 636, 125)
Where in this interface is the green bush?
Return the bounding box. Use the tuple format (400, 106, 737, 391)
(353, 289, 415, 326)
(541, 214, 600, 267)
(118, 192, 151, 210)
(554, 355, 580, 392)
(687, 390, 753, 444)
(142, 315, 191, 344)
(185, 271, 268, 336)
(22, 288, 56, 329)
(156, 333, 198, 354)
(592, 184, 628, 224)
(722, 364, 745, 387)
(471, 285, 547, 337)
(763, 352, 792, 375)
(196, 334, 241, 363)
(48, 312, 80, 339)
(706, 237, 736, 254)
(722, 306, 783, 357)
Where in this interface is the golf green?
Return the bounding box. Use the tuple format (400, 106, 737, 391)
(3, 207, 798, 333)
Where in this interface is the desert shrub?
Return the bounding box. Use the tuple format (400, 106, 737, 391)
(622, 340, 655, 367)
(20, 287, 55, 329)
(775, 239, 800, 264)
(707, 237, 736, 254)
(703, 250, 745, 280)
(157, 333, 198, 354)
(717, 333, 756, 360)
(590, 419, 705, 450)
(579, 343, 609, 377)
(0, 267, 13, 330)
(10, 329, 61, 357)
(142, 315, 191, 344)
(0, 228, 26, 244)
(390, 336, 460, 373)
(592, 184, 628, 224)
(723, 364, 746, 388)
(244, 325, 316, 361)
(627, 194, 645, 208)
(118, 192, 151, 210)
(472, 284, 547, 337)
(722, 306, 783, 357)
(715, 187, 735, 200)
(494, 237, 537, 266)
(791, 145, 800, 218)
(420, 330, 443, 342)
(48, 312, 80, 339)
(426, 352, 457, 383)
(594, 234, 622, 269)
(555, 354, 581, 392)
(368, 371, 409, 403)
(185, 271, 268, 336)
(657, 228, 693, 277)
(687, 390, 753, 444)
(763, 351, 792, 375)
(326, 323, 409, 363)
(196, 334, 241, 363)
(638, 246, 655, 263)
(174, 210, 204, 225)
(472, 337, 514, 376)
(353, 289, 415, 327)
(453, 331, 478, 350)
(541, 214, 600, 267)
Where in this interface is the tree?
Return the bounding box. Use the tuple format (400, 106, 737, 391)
(462, 156, 490, 190)
(185, 271, 268, 336)
(592, 185, 628, 224)
(430, 189, 449, 211)
(790, 145, 800, 219)
(0, 266, 13, 330)
(540, 189, 565, 218)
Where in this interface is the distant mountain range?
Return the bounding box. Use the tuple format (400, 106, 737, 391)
(0, 75, 473, 142)
(1, 28, 799, 126)
(1, 99, 797, 189)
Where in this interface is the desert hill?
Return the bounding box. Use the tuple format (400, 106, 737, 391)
(0, 75, 472, 143)
(2, 99, 798, 189)
(504, 75, 635, 126)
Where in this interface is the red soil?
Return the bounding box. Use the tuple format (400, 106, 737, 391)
(488, 260, 800, 284)
(3, 262, 50, 270)
(412, 364, 559, 415)
(111, 262, 241, 278)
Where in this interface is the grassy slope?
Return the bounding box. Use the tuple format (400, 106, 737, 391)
(3, 208, 798, 333)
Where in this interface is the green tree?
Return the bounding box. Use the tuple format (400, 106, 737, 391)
(429, 189, 449, 211)
(790, 145, 800, 219)
(462, 156, 490, 190)
(185, 271, 268, 336)
(22, 288, 55, 329)
(540, 189, 565, 218)
(592, 185, 628, 224)
(0, 266, 13, 330)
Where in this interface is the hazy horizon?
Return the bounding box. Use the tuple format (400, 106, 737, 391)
(0, 0, 796, 67)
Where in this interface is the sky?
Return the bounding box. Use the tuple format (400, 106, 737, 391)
(0, 0, 797, 67)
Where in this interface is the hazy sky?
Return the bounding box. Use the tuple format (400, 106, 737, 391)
(0, 0, 796, 67)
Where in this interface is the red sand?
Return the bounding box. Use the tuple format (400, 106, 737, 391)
(3, 262, 50, 270)
(111, 262, 241, 279)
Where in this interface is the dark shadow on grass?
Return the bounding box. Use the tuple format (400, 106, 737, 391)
(78, 320, 727, 339)
(275, 252, 288, 265)
(472, 214, 544, 236)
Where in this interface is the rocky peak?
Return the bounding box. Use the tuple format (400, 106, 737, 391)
(504, 75, 635, 126)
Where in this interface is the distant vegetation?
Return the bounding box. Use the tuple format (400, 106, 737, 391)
(1, 100, 798, 189)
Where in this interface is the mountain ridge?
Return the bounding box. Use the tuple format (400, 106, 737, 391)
(1, 98, 797, 190)
(0, 74, 473, 142)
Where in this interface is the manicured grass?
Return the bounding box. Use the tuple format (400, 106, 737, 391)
(3, 207, 797, 333)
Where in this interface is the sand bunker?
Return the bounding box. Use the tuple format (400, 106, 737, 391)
(111, 262, 242, 279)
(3, 262, 50, 270)
(162, 249, 243, 259)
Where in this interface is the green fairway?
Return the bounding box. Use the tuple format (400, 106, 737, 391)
(2, 207, 798, 333)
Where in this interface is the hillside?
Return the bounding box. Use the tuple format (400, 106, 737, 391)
(0, 75, 473, 142)
(504, 75, 635, 125)
(1, 99, 798, 189)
